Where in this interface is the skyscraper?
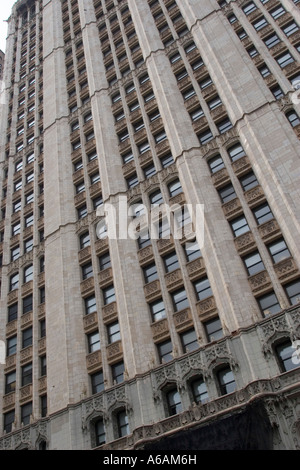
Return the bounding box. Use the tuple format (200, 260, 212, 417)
(0, 0, 300, 450)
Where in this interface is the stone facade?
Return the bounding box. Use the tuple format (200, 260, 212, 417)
(0, 0, 299, 450)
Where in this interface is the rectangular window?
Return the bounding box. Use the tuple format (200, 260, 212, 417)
(143, 263, 158, 284)
(111, 361, 124, 384)
(218, 184, 236, 204)
(22, 327, 32, 348)
(157, 339, 173, 363)
(267, 239, 291, 264)
(88, 331, 100, 353)
(8, 303, 18, 322)
(180, 328, 198, 353)
(103, 285, 115, 305)
(21, 363, 33, 386)
(23, 295, 33, 314)
(91, 371, 105, 394)
(194, 277, 213, 301)
(163, 251, 179, 273)
(172, 288, 189, 312)
(107, 321, 121, 344)
(257, 291, 281, 315)
(253, 203, 274, 225)
(150, 299, 166, 322)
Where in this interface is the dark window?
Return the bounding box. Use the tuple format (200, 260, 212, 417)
(252, 203, 274, 225)
(143, 263, 158, 284)
(4, 410, 15, 433)
(103, 285, 115, 305)
(166, 389, 182, 416)
(284, 279, 300, 306)
(204, 317, 223, 342)
(7, 336, 17, 357)
(85, 295, 97, 315)
(192, 378, 209, 404)
(217, 366, 236, 395)
(112, 361, 125, 384)
(194, 277, 213, 301)
(117, 410, 129, 438)
(107, 321, 121, 344)
(163, 251, 179, 273)
(275, 340, 299, 372)
(22, 327, 32, 349)
(150, 299, 166, 322)
(8, 303, 18, 322)
(88, 331, 100, 353)
(5, 371, 16, 394)
(243, 251, 265, 276)
(82, 263, 93, 280)
(157, 339, 173, 363)
(91, 371, 105, 394)
(180, 328, 198, 353)
(21, 363, 33, 386)
(172, 288, 189, 312)
(257, 291, 281, 315)
(21, 402, 32, 426)
(23, 295, 33, 314)
(95, 419, 106, 446)
(267, 238, 291, 264)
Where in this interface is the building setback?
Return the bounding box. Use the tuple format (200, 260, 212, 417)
(0, 0, 300, 451)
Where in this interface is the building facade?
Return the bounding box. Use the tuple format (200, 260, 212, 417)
(0, 0, 300, 450)
(0, 50, 4, 82)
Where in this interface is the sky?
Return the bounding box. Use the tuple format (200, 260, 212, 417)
(0, 1, 16, 52)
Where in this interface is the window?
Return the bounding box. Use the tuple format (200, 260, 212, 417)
(143, 164, 156, 179)
(150, 299, 166, 322)
(180, 328, 198, 353)
(208, 154, 225, 174)
(4, 410, 15, 433)
(24, 264, 33, 283)
(168, 179, 182, 198)
(243, 2, 257, 15)
(243, 251, 265, 276)
(21, 363, 33, 386)
(163, 251, 179, 273)
(88, 331, 100, 353)
(276, 52, 294, 68)
(270, 6, 286, 20)
(275, 340, 299, 372)
(252, 17, 268, 31)
(38, 397, 46, 421)
(127, 174, 139, 189)
(95, 419, 106, 446)
(143, 263, 158, 284)
(218, 184, 236, 204)
(252, 203, 274, 225)
(230, 215, 250, 237)
(11, 246, 20, 262)
(284, 279, 300, 305)
(264, 34, 280, 48)
(257, 291, 281, 315)
(24, 238, 33, 252)
(91, 371, 105, 395)
(172, 288, 189, 312)
(5, 371, 16, 394)
(117, 410, 129, 438)
(161, 153, 174, 168)
(157, 339, 173, 363)
(112, 361, 125, 384)
(22, 327, 32, 349)
(40, 355, 47, 376)
(194, 277, 213, 301)
(217, 118, 232, 134)
(137, 229, 151, 250)
(184, 239, 201, 262)
(23, 295, 33, 314)
(267, 239, 290, 264)
(103, 285, 115, 305)
(99, 252, 111, 271)
(40, 319, 46, 338)
(270, 85, 283, 100)
(21, 402, 32, 426)
(149, 190, 163, 206)
(107, 322, 121, 344)
(198, 129, 213, 145)
(282, 22, 299, 37)
(286, 110, 300, 128)
(80, 232, 90, 249)
(227, 143, 246, 162)
(7, 336, 17, 357)
(8, 303, 18, 322)
(191, 377, 209, 404)
(166, 389, 182, 416)
(217, 367, 236, 395)
(85, 295, 97, 315)
(10, 273, 19, 291)
(82, 263, 93, 280)
(204, 317, 223, 342)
